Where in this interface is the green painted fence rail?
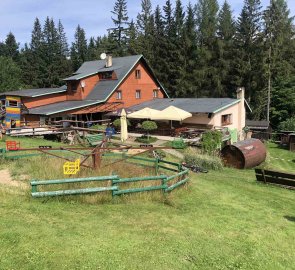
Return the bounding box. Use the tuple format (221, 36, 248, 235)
(113, 175, 167, 184)
(165, 178, 189, 192)
(165, 169, 190, 183)
(158, 165, 179, 172)
(32, 186, 119, 198)
(30, 158, 190, 199)
(113, 185, 167, 196)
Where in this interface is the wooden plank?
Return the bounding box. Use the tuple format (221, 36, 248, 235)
(263, 170, 295, 180)
(113, 185, 167, 196)
(31, 175, 119, 186)
(256, 175, 295, 187)
(165, 178, 189, 192)
(32, 186, 118, 198)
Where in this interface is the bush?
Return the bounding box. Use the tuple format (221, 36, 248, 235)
(201, 130, 222, 154)
(183, 147, 223, 170)
(141, 120, 158, 131)
(135, 135, 158, 144)
(278, 117, 295, 131)
(113, 118, 131, 128)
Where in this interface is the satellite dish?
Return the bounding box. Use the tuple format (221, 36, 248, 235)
(100, 53, 107, 60)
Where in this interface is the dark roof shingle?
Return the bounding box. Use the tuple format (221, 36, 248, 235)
(1, 85, 67, 98)
(128, 98, 240, 113)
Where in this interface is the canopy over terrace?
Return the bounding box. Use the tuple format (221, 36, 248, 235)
(127, 107, 161, 119)
(150, 106, 192, 121)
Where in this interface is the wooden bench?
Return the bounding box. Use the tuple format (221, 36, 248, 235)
(85, 134, 104, 146)
(255, 168, 295, 189)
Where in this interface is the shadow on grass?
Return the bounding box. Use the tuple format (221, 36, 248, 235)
(284, 215, 295, 222)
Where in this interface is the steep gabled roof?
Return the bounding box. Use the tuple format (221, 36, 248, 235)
(64, 55, 169, 100)
(0, 85, 67, 98)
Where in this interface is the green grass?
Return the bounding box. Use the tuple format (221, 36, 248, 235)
(0, 138, 294, 269)
(263, 142, 295, 173)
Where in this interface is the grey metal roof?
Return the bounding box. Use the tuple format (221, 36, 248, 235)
(128, 98, 240, 114)
(64, 55, 141, 81)
(1, 85, 67, 98)
(29, 100, 102, 116)
(246, 120, 270, 129)
(64, 55, 169, 100)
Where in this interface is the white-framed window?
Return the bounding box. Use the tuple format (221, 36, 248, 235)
(136, 90, 141, 99)
(221, 114, 232, 125)
(153, 90, 159, 98)
(135, 69, 141, 79)
(116, 90, 122, 100)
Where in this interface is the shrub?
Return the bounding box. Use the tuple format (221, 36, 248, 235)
(278, 117, 295, 131)
(135, 135, 158, 144)
(113, 118, 131, 128)
(201, 130, 222, 154)
(183, 147, 223, 170)
(141, 121, 157, 140)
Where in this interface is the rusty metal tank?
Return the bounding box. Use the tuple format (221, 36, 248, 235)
(221, 139, 267, 169)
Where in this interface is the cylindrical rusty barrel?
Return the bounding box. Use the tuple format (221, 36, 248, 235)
(221, 139, 266, 169)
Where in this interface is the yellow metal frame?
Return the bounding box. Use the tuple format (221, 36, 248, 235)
(63, 159, 80, 175)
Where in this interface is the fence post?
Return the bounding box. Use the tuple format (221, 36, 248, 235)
(155, 158, 159, 175)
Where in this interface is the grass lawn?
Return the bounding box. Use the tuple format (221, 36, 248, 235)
(0, 137, 294, 269)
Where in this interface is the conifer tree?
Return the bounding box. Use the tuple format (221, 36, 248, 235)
(235, 0, 264, 104)
(216, 0, 236, 97)
(195, 0, 220, 97)
(70, 25, 88, 71)
(264, 0, 295, 124)
(3, 32, 19, 61)
(178, 2, 198, 97)
(109, 0, 129, 56)
(137, 0, 152, 35)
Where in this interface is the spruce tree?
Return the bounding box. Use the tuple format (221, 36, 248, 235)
(136, 0, 154, 63)
(70, 25, 88, 71)
(264, 0, 295, 124)
(216, 0, 237, 97)
(235, 0, 264, 105)
(3, 32, 19, 61)
(178, 2, 198, 97)
(110, 0, 129, 56)
(195, 0, 220, 97)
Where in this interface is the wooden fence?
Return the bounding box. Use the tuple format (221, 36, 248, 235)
(30, 156, 190, 198)
(255, 168, 295, 189)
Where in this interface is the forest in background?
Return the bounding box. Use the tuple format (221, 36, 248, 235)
(0, 0, 294, 128)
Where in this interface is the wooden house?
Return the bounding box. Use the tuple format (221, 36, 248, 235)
(0, 55, 168, 127)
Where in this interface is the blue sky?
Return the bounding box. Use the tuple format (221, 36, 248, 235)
(0, 0, 294, 46)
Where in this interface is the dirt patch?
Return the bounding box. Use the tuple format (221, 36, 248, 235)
(0, 169, 28, 188)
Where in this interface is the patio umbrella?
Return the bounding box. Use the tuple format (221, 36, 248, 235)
(120, 109, 128, 142)
(127, 107, 161, 119)
(151, 106, 192, 121)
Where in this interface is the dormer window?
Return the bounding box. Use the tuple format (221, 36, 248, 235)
(101, 72, 113, 80)
(71, 82, 78, 92)
(135, 69, 141, 79)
